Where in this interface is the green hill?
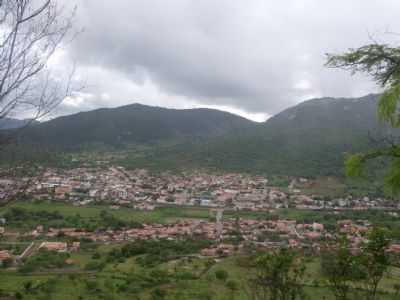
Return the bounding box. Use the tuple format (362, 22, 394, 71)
(123, 94, 394, 177)
(10, 103, 256, 150)
(2, 94, 395, 177)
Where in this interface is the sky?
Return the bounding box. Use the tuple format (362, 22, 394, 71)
(52, 0, 400, 122)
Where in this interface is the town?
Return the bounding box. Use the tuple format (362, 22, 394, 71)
(1, 166, 399, 211)
(1, 166, 400, 268)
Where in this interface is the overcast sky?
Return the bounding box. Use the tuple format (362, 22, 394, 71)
(53, 0, 400, 122)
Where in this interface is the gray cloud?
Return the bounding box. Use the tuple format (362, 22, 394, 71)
(57, 0, 400, 120)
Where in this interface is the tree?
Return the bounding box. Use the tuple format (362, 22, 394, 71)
(204, 258, 216, 272)
(247, 248, 307, 300)
(226, 280, 239, 300)
(393, 283, 400, 297)
(23, 280, 33, 293)
(358, 227, 391, 300)
(215, 269, 229, 282)
(0, 0, 78, 142)
(150, 288, 167, 300)
(326, 43, 400, 194)
(321, 235, 360, 300)
(1, 257, 13, 268)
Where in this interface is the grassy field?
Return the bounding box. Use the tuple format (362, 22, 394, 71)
(0, 253, 399, 300)
(0, 201, 215, 228)
(0, 201, 273, 228)
(1, 201, 398, 230)
(1, 201, 400, 299)
(296, 177, 347, 198)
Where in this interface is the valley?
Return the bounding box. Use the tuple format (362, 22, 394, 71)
(1, 95, 400, 300)
(0, 162, 400, 299)
(1, 2, 400, 299)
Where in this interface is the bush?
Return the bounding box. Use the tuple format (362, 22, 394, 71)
(215, 269, 228, 282)
(150, 288, 167, 300)
(19, 250, 70, 273)
(1, 258, 13, 268)
(107, 238, 213, 266)
(85, 260, 106, 271)
(226, 279, 239, 292)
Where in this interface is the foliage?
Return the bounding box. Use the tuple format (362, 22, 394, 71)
(3, 207, 64, 229)
(358, 227, 391, 300)
(321, 227, 392, 300)
(1, 257, 13, 268)
(321, 236, 361, 300)
(247, 248, 307, 300)
(99, 209, 143, 230)
(84, 260, 106, 271)
(107, 238, 213, 267)
(150, 287, 167, 300)
(2, 206, 141, 231)
(226, 279, 239, 299)
(326, 44, 400, 87)
(327, 43, 400, 194)
(215, 269, 229, 282)
(19, 249, 70, 273)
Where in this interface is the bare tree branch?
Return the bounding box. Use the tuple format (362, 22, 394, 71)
(0, 0, 80, 141)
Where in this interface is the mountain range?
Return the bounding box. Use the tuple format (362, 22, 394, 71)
(121, 94, 391, 177)
(1, 94, 393, 177)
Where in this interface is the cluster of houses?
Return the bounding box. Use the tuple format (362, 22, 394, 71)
(1, 214, 400, 266)
(0, 178, 22, 204)
(1, 165, 400, 267)
(1, 166, 399, 211)
(0, 217, 328, 263)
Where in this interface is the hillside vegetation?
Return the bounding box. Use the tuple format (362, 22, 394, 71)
(12, 103, 255, 150)
(2, 94, 396, 178)
(123, 94, 396, 177)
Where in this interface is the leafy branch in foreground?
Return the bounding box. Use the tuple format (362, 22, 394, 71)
(327, 43, 400, 194)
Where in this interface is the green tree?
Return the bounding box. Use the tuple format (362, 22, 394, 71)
(358, 227, 391, 300)
(204, 258, 216, 272)
(321, 235, 360, 300)
(326, 43, 400, 194)
(215, 269, 229, 282)
(226, 280, 239, 300)
(393, 283, 400, 297)
(150, 288, 167, 300)
(1, 257, 13, 268)
(84, 280, 100, 294)
(23, 281, 33, 294)
(247, 248, 307, 300)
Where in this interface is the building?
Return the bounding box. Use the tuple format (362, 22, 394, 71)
(54, 185, 72, 199)
(0, 250, 11, 261)
(70, 242, 80, 252)
(39, 242, 68, 252)
(389, 244, 400, 253)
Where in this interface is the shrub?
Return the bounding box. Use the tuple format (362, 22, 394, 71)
(215, 269, 229, 282)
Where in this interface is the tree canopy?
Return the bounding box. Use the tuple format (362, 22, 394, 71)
(327, 43, 400, 194)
